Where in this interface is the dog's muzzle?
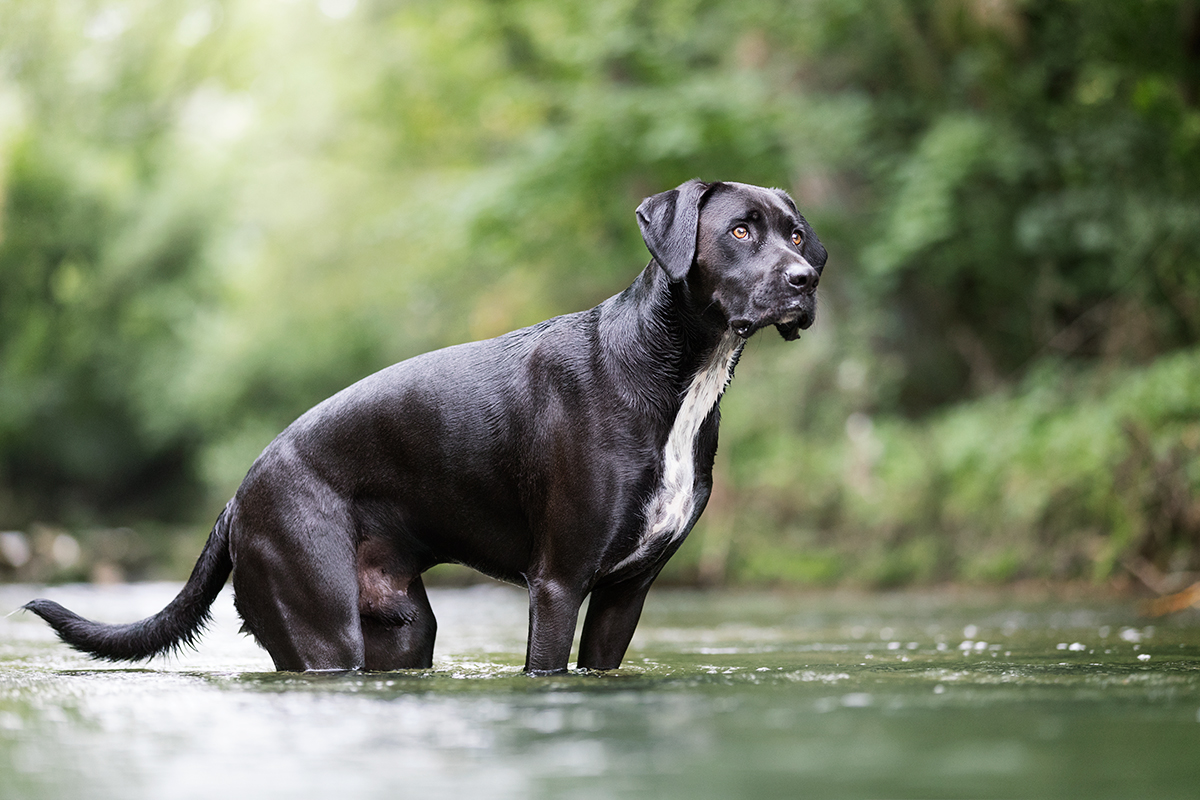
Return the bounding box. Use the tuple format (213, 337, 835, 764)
(729, 261, 819, 340)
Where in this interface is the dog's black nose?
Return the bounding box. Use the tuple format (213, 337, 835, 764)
(785, 263, 819, 292)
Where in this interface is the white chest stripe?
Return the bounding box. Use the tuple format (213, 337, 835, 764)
(615, 333, 742, 571)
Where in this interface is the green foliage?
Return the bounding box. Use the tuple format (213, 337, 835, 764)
(711, 346, 1200, 586)
(0, 1, 235, 520)
(1, 0, 1197, 585)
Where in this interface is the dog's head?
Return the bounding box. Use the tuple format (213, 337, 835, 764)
(637, 179, 826, 341)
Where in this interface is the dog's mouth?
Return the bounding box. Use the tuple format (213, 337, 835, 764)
(730, 305, 814, 341)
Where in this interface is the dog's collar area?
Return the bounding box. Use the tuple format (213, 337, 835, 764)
(612, 332, 741, 574)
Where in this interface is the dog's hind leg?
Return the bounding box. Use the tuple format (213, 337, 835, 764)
(229, 493, 366, 671)
(233, 554, 365, 671)
(359, 574, 437, 670)
(577, 577, 655, 671)
(355, 534, 437, 670)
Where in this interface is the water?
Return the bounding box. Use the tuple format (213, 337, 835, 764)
(1, 583, 1198, 799)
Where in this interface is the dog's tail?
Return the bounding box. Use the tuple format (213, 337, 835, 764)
(22, 503, 235, 662)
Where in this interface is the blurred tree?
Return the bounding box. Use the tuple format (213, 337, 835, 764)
(0, 0, 1196, 585)
(796, 0, 1200, 410)
(0, 1, 239, 523)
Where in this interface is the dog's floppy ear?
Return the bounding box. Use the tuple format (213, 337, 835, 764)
(636, 179, 712, 282)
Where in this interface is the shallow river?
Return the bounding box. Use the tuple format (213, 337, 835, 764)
(1, 582, 1197, 799)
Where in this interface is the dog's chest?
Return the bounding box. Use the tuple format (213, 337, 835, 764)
(614, 333, 741, 572)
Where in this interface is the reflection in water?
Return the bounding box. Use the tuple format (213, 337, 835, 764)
(1, 583, 1198, 799)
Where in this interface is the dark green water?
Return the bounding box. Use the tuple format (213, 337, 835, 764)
(1, 583, 1197, 799)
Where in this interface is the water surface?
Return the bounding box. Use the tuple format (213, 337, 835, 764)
(1, 583, 1197, 799)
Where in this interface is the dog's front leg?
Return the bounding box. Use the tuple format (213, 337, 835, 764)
(524, 575, 585, 675)
(576, 577, 655, 671)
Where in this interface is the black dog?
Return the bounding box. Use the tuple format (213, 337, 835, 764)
(26, 180, 826, 674)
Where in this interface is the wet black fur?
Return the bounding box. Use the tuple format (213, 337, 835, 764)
(24, 180, 826, 674)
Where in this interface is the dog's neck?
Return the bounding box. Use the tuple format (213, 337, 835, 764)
(598, 260, 740, 420)
(604, 262, 743, 573)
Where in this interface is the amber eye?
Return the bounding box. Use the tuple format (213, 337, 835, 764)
(791, 231, 803, 246)
(732, 226, 749, 240)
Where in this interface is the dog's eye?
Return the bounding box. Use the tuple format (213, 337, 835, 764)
(791, 231, 803, 247)
(732, 226, 749, 240)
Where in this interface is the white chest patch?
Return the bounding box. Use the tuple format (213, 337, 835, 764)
(614, 332, 743, 571)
